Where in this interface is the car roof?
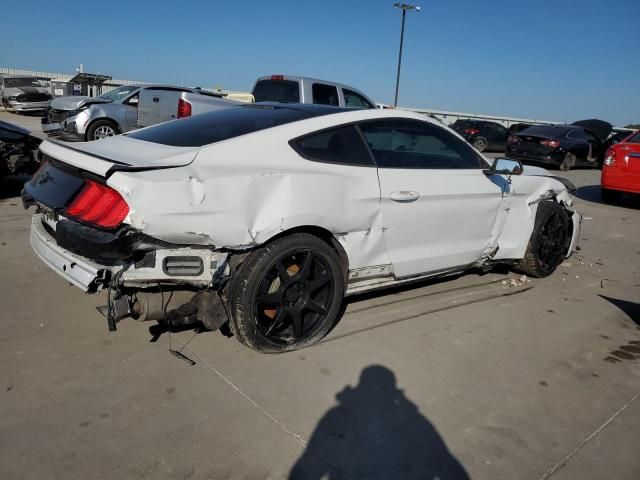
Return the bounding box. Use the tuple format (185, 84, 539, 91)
(251, 102, 354, 115)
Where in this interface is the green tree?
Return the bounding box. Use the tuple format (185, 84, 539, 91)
(625, 124, 640, 129)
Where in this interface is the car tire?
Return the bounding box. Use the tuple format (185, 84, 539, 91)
(559, 153, 575, 171)
(601, 188, 622, 204)
(227, 233, 345, 353)
(473, 137, 488, 152)
(86, 120, 118, 141)
(515, 201, 569, 278)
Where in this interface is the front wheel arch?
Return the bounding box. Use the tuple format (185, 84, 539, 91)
(84, 118, 120, 141)
(515, 200, 570, 278)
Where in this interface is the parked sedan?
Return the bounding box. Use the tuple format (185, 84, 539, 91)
(506, 120, 612, 171)
(23, 104, 581, 352)
(601, 130, 640, 203)
(451, 120, 508, 152)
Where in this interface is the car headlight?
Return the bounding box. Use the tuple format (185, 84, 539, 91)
(68, 105, 90, 117)
(8, 96, 18, 101)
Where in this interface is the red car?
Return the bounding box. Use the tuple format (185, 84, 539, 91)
(601, 130, 640, 202)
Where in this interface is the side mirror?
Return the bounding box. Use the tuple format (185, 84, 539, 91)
(127, 97, 139, 105)
(485, 158, 523, 176)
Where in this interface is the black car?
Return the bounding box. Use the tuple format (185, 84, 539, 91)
(507, 122, 534, 137)
(607, 129, 634, 145)
(451, 119, 508, 153)
(506, 120, 613, 171)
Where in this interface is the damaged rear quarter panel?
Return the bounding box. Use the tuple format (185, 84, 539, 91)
(107, 122, 391, 270)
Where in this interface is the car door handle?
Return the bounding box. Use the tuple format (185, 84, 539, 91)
(390, 191, 421, 202)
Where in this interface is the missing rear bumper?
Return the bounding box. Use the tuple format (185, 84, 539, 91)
(30, 215, 111, 292)
(29, 214, 230, 292)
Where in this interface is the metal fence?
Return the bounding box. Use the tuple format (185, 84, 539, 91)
(0, 66, 150, 94)
(401, 107, 558, 128)
(0, 65, 560, 127)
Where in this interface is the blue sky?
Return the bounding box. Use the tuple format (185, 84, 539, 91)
(3, 0, 639, 125)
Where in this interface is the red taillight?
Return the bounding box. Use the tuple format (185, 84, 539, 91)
(508, 135, 520, 144)
(604, 148, 616, 167)
(65, 180, 129, 229)
(270, 75, 284, 81)
(177, 98, 192, 118)
(465, 128, 480, 135)
(540, 139, 560, 148)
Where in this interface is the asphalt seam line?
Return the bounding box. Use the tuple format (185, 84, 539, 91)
(539, 389, 640, 480)
(318, 286, 533, 345)
(171, 335, 308, 448)
(173, 338, 351, 479)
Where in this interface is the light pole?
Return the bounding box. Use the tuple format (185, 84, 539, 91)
(393, 3, 420, 107)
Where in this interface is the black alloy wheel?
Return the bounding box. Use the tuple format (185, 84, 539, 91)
(227, 233, 345, 353)
(516, 201, 569, 278)
(535, 210, 567, 274)
(254, 250, 334, 344)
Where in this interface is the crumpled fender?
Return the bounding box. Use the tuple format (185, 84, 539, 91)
(492, 173, 579, 260)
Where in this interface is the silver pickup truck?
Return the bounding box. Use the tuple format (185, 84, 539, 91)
(42, 85, 238, 141)
(252, 75, 377, 109)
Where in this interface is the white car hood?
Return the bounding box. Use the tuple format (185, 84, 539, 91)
(40, 136, 199, 177)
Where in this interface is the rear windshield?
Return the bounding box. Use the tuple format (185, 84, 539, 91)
(517, 125, 571, 138)
(452, 120, 480, 129)
(4, 78, 42, 88)
(627, 131, 640, 143)
(127, 105, 313, 147)
(252, 80, 300, 103)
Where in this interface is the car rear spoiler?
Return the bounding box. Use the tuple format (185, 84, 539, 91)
(40, 140, 193, 178)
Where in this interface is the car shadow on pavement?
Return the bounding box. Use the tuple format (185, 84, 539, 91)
(288, 365, 470, 480)
(599, 295, 640, 326)
(576, 185, 640, 209)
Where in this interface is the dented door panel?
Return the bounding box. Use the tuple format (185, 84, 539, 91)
(377, 169, 506, 278)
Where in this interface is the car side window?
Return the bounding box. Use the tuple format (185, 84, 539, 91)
(342, 89, 375, 109)
(584, 130, 599, 144)
(312, 83, 339, 106)
(125, 94, 139, 107)
(567, 129, 586, 140)
(495, 124, 507, 137)
(359, 119, 487, 169)
(291, 125, 375, 166)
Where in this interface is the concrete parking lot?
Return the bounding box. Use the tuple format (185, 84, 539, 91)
(1, 110, 638, 480)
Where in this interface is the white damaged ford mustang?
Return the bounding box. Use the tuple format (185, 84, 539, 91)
(23, 103, 581, 352)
